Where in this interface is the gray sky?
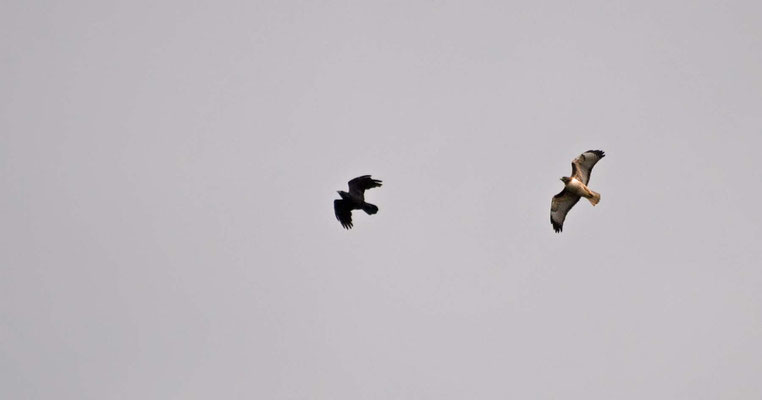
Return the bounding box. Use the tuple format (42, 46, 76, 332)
(2, 1, 762, 399)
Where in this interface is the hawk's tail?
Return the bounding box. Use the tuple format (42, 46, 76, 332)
(362, 203, 379, 215)
(587, 191, 601, 206)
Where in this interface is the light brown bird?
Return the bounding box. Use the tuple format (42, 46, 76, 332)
(551, 150, 605, 232)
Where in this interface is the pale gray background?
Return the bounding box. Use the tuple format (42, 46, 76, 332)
(2, 1, 761, 399)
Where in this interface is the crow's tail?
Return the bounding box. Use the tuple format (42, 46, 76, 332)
(362, 203, 379, 215)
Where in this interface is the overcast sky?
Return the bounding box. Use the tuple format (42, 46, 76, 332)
(2, 1, 762, 399)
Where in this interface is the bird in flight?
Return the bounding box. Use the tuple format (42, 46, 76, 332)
(334, 175, 382, 229)
(551, 150, 606, 233)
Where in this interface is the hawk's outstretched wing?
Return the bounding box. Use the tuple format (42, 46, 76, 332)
(348, 175, 382, 198)
(550, 189, 581, 233)
(571, 150, 605, 185)
(334, 199, 353, 229)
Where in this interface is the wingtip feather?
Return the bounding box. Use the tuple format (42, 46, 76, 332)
(586, 149, 605, 158)
(551, 217, 563, 233)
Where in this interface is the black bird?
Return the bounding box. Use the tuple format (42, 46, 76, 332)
(334, 175, 382, 229)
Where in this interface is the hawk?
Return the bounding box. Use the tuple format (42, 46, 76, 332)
(334, 175, 382, 229)
(551, 150, 606, 233)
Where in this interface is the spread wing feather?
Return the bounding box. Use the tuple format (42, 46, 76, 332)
(334, 199, 353, 229)
(348, 175, 383, 198)
(550, 189, 581, 233)
(571, 150, 605, 185)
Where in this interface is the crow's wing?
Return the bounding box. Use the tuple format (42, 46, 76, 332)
(550, 189, 581, 233)
(334, 199, 353, 229)
(571, 150, 605, 185)
(348, 175, 382, 198)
